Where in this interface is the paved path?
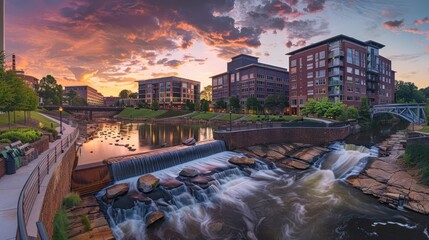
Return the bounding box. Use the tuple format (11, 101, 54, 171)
(0, 114, 75, 239)
(303, 117, 335, 124)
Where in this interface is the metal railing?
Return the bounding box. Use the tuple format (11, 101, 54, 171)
(17, 128, 79, 240)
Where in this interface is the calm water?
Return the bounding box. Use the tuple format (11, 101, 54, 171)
(78, 122, 214, 165)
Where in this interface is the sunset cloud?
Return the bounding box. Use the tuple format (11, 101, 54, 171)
(415, 17, 429, 26)
(383, 19, 404, 30)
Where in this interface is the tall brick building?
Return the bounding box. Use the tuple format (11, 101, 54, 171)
(211, 54, 288, 110)
(287, 34, 395, 115)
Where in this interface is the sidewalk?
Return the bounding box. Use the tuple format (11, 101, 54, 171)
(0, 115, 75, 240)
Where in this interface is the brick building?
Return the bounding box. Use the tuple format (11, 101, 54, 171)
(137, 76, 200, 109)
(211, 54, 289, 111)
(64, 86, 104, 106)
(287, 34, 395, 115)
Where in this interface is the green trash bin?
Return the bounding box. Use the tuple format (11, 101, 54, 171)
(5, 151, 16, 174)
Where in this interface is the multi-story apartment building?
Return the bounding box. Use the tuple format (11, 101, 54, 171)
(287, 34, 395, 115)
(211, 54, 289, 110)
(64, 85, 104, 105)
(137, 76, 200, 109)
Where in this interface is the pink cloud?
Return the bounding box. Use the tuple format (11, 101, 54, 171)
(403, 28, 429, 35)
(415, 17, 429, 26)
(383, 19, 404, 31)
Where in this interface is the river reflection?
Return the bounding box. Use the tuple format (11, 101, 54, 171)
(78, 122, 214, 165)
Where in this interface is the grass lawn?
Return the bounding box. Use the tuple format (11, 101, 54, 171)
(38, 108, 71, 117)
(188, 112, 219, 120)
(242, 114, 300, 122)
(0, 111, 59, 128)
(117, 108, 167, 119)
(216, 113, 244, 121)
(420, 125, 429, 133)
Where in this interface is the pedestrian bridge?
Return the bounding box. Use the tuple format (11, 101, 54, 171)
(371, 104, 427, 124)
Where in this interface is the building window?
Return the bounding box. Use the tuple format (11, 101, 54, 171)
(315, 70, 325, 78)
(319, 51, 325, 59)
(315, 79, 326, 85)
(347, 67, 353, 73)
(354, 69, 360, 75)
(307, 63, 314, 70)
(307, 81, 314, 87)
(307, 89, 314, 95)
(291, 67, 297, 74)
(291, 59, 297, 67)
(291, 83, 297, 89)
(307, 72, 314, 78)
(307, 55, 313, 62)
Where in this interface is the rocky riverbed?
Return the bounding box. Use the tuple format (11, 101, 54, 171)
(347, 131, 429, 215)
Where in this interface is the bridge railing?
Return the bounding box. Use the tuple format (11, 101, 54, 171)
(17, 128, 79, 240)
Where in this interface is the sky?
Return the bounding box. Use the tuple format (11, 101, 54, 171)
(4, 0, 429, 97)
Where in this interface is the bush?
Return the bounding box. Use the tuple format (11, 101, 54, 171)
(41, 126, 58, 140)
(0, 138, 11, 143)
(403, 144, 429, 185)
(81, 214, 91, 232)
(62, 193, 81, 209)
(53, 209, 68, 240)
(0, 128, 43, 143)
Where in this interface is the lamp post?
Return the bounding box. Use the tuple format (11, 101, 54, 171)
(229, 110, 232, 131)
(59, 106, 63, 134)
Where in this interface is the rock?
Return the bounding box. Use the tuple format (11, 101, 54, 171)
(228, 156, 255, 166)
(129, 192, 152, 204)
(267, 144, 287, 155)
(287, 160, 310, 170)
(146, 211, 165, 226)
(365, 168, 392, 183)
(387, 171, 416, 189)
(191, 176, 214, 188)
(182, 138, 196, 146)
(384, 192, 401, 200)
(160, 178, 184, 190)
(246, 146, 267, 158)
(179, 167, 199, 177)
(347, 177, 386, 195)
(112, 194, 135, 209)
(137, 174, 160, 193)
(105, 183, 129, 199)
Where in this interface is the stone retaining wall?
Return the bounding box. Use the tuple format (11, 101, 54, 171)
(31, 135, 50, 155)
(38, 142, 77, 238)
(214, 126, 351, 149)
(0, 158, 5, 178)
(407, 134, 429, 146)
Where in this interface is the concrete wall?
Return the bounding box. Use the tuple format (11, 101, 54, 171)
(38, 143, 76, 238)
(214, 126, 351, 149)
(71, 162, 112, 196)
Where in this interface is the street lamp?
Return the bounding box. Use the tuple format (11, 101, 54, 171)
(229, 110, 232, 131)
(59, 106, 63, 134)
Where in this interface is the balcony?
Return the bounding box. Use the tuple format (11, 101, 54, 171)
(328, 79, 343, 86)
(328, 90, 343, 95)
(328, 70, 343, 77)
(328, 50, 344, 58)
(328, 60, 344, 68)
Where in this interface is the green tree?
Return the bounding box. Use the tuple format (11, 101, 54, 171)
(246, 97, 258, 113)
(185, 100, 195, 111)
(264, 93, 287, 115)
(314, 98, 333, 117)
(200, 99, 210, 112)
(359, 96, 371, 121)
(301, 98, 318, 116)
(151, 101, 159, 111)
(395, 80, 425, 103)
(325, 102, 346, 119)
(37, 75, 63, 105)
(119, 89, 131, 99)
(346, 106, 359, 119)
(229, 96, 240, 113)
(129, 92, 138, 99)
(200, 85, 212, 101)
(215, 100, 226, 111)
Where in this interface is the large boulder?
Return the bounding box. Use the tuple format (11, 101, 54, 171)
(228, 156, 255, 166)
(160, 178, 184, 190)
(137, 174, 160, 193)
(287, 160, 310, 170)
(179, 167, 199, 177)
(191, 176, 214, 189)
(146, 211, 165, 226)
(105, 183, 129, 199)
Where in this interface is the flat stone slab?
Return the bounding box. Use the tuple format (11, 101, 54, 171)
(137, 174, 160, 193)
(105, 183, 129, 199)
(228, 156, 255, 166)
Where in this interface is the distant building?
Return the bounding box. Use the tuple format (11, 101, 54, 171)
(287, 34, 395, 115)
(136, 76, 200, 109)
(104, 96, 120, 106)
(64, 85, 104, 105)
(211, 54, 289, 110)
(15, 70, 38, 91)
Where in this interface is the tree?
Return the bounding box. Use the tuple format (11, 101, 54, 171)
(314, 98, 333, 117)
(395, 80, 425, 103)
(215, 100, 226, 111)
(325, 102, 346, 119)
(119, 89, 131, 99)
(151, 101, 159, 111)
(185, 100, 195, 111)
(229, 96, 240, 112)
(200, 99, 210, 112)
(200, 85, 212, 101)
(346, 106, 359, 119)
(37, 75, 63, 105)
(359, 96, 371, 121)
(301, 98, 318, 116)
(129, 92, 138, 99)
(246, 97, 258, 114)
(264, 93, 287, 115)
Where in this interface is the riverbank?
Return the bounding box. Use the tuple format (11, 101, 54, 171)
(347, 131, 429, 215)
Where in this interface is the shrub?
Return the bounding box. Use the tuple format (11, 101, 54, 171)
(41, 126, 58, 140)
(53, 209, 68, 240)
(0, 138, 11, 143)
(403, 144, 429, 185)
(0, 128, 43, 143)
(81, 214, 91, 232)
(62, 193, 81, 209)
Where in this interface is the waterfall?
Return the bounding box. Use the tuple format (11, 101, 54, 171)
(323, 143, 372, 179)
(110, 140, 226, 181)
